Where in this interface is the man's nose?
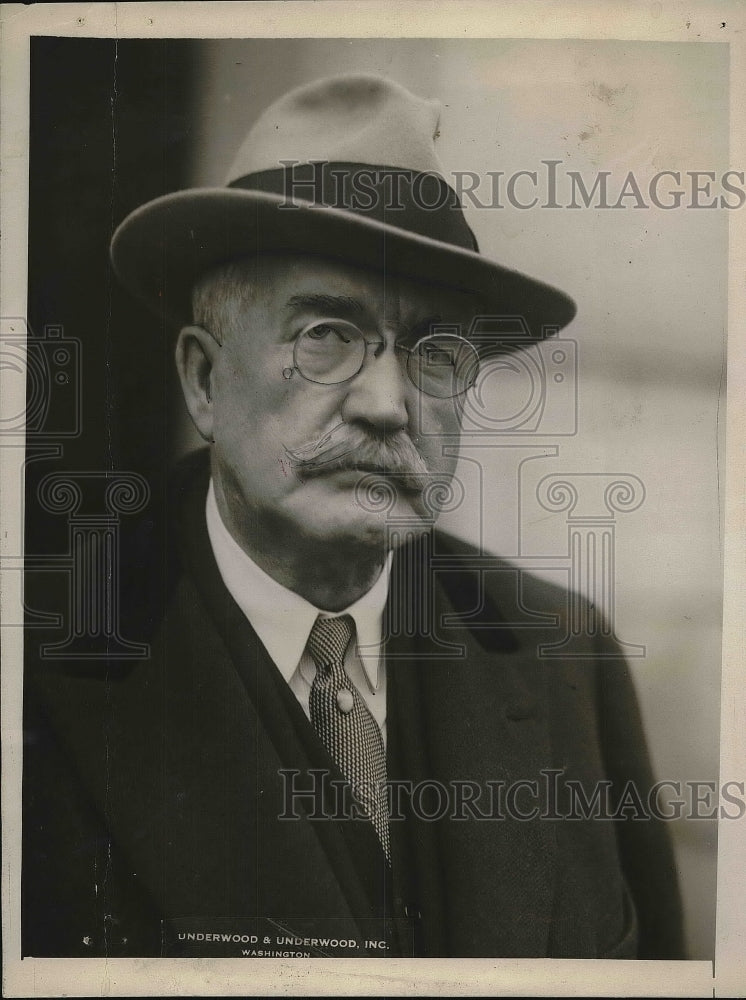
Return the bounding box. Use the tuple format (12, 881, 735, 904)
(341, 345, 410, 431)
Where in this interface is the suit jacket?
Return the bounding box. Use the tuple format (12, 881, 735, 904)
(22, 450, 684, 959)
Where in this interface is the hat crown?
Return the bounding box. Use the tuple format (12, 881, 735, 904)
(110, 73, 576, 336)
(226, 73, 445, 183)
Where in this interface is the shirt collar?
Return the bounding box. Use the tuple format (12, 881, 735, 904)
(205, 480, 391, 690)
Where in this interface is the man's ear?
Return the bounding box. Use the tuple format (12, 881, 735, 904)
(174, 325, 219, 442)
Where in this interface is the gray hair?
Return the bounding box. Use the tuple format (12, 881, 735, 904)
(191, 259, 257, 344)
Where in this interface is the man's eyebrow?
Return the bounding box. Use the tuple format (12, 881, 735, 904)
(284, 293, 367, 317)
(284, 295, 445, 338)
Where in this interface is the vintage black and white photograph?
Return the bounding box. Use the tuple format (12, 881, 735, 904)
(1, 3, 744, 997)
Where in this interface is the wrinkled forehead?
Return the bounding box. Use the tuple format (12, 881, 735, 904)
(228, 252, 481, 329)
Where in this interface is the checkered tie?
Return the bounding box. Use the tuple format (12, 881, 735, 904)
(307, 614, 391, 862)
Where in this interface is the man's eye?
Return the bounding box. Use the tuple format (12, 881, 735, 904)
(306, 323, 350, 344)
(306, 324, 332, 339)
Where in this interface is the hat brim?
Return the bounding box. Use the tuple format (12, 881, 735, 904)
(110, 188, 576, 337)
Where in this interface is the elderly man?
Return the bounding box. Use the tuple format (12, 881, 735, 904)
(23, 74, 683, 959)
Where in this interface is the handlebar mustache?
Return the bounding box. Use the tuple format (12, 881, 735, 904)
(284, 423, 430, 491)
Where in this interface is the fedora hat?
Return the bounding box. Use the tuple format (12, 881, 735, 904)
(110, 74, 576, 337)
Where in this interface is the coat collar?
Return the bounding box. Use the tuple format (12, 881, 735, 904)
(205, 478, 392, 690)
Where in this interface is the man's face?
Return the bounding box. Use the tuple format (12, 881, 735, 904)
(203, 254, 477, 554)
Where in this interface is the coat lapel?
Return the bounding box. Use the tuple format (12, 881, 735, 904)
(174, 464, 395, 934)
(29, 578, 375, 937)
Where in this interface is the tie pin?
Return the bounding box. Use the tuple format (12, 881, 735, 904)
(336, 688, 354, 714)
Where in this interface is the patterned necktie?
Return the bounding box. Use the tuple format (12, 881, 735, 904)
(307, 614, 391, 863)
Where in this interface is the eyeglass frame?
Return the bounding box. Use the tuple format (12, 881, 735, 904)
(284, 317, 481, 399)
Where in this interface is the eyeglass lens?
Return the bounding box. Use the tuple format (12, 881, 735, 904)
(294, 319, 478, 398)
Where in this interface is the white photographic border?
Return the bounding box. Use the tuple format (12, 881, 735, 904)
(1, 2, 744, 996)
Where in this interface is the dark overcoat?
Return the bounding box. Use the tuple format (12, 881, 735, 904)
(22, 450, 683, 959)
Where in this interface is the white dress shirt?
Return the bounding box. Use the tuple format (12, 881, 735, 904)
(205, 481, 390, 743)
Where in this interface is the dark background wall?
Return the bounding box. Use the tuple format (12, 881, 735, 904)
(25, 37, 201, 641)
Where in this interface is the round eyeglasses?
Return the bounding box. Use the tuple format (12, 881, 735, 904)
(285, 318, 480, 399)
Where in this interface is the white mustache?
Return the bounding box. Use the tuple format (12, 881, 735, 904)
(284, 423, 430, 492)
